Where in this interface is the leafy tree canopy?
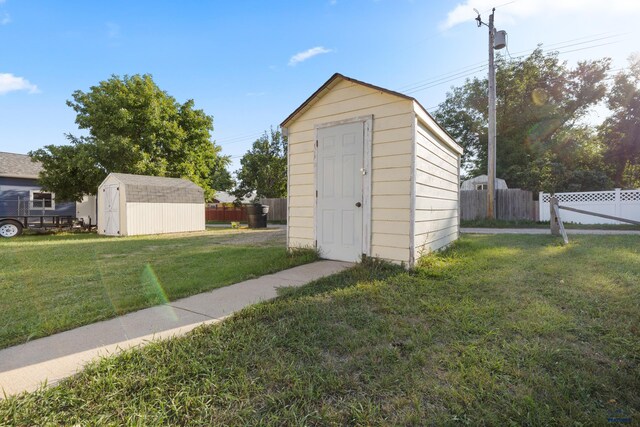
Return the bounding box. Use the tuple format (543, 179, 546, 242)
(601, 54, 640, 187)
(30, 74, 223, 201)
(434, 48, 611, 192)
(233, 128, 287, 201)
(210, 154, 235, 192)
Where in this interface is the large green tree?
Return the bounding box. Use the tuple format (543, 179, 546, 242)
(234, 128, 287, 200)
(434, 48, 611, 192)
(209, 154, 235, 192)
(601, 54, 640, 187)
(30, 74, 223, 201)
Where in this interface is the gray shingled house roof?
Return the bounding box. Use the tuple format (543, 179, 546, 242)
(108, 173, 204, 204)
(0, 152, 43, 179)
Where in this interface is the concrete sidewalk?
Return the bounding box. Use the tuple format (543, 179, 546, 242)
(0, 260, 353, 397)
(461, 227, 640, 235)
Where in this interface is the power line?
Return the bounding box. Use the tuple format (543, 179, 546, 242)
(216, 130, 264, 144)
(401, 34, 625, 96)
(395, 31, 626, 96)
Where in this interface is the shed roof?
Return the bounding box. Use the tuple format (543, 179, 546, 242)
(0, 152, 43, 179)
(460, 174, 508, 190)
(106, 173, 204, 204)
(280, 73, 461, 153)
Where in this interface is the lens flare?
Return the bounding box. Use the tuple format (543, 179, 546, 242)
(531, 88, 549, 106)
(141, 263, 178, 321)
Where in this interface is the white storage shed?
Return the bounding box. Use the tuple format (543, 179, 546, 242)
(281, 73, 463, 267)
(460, 174, 508, 191)
(98, 173, 205, 237)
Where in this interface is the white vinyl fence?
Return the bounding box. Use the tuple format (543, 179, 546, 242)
(539, 189, 640, 224)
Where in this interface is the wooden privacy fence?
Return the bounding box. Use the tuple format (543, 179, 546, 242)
(259, 198, 287, 221)
(460, 189, 538, 221)
(205, 198, 287, 222)
(205, 205, 247, 222)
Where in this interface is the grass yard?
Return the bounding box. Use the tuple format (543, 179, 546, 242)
(461, 218, 640, 230)
(1, 234, 639, 425)
(0, 228, 316, 349)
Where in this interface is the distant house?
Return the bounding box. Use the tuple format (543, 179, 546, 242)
(211, 190, 256, 205)
(460, 174, 508, 191)
(0, 151, 96, 223)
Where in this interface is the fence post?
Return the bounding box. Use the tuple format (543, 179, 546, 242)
(550, 196, 560, 236)
(615, 188, 621, 220)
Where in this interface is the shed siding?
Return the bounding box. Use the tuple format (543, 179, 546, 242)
(125, 203, 204, 236)
(287, 79, 414, 263)
(98, 173, 204, 236)
(413, 120, 460, 261)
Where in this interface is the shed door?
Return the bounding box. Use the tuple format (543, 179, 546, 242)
(103, 185, 120, 236)
(317, 122, 364, 262)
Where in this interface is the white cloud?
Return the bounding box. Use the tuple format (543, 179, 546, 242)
(0, 73, 39, 95)
(1, 12, 10, 25)
(288, 46, 333, 66)
(440, 0, 640, 30)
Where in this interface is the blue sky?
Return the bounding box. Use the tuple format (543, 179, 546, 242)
(1, 0, 638, 172)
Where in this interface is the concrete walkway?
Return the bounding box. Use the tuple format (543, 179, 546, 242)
(0, 260, 353, 398)
(461, 227, 640, 235)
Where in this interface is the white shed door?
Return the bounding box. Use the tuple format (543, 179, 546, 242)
(103, 185, 120, 236)
(317, 122, 364, 262)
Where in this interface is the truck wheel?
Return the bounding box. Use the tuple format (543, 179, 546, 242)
(0, 220, 23, 238)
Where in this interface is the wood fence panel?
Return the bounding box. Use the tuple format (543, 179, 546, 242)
(205, 206, 247, 222)
(260, 198, 287, 221)
(461, 189, 536, 221)
(460, 190, 487, 220)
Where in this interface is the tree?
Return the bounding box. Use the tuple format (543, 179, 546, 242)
(434, 48, 611, 191)
(601, 54, 640, 187)
(209, 154, 235, 192)
(517, 127, 613, 194)
(30, 74, 223, 201)
(234, 128, 287, 200)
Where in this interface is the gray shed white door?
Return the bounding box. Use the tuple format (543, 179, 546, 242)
(103, 184, 120, 236)
(317, 121, 364, 262)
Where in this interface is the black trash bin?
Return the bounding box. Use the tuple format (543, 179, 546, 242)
(247, 204, 267, 228)
(259, 204, 269, 228)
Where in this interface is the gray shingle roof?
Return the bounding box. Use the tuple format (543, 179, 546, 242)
(0, 152, 43, 179)
(109, 173, 204, 204)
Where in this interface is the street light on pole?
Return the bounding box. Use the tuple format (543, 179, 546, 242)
(474, 7, 506, 219)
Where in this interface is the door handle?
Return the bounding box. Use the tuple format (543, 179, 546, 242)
(355, 202, 362, 207)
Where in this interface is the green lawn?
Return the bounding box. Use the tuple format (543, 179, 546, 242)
(461, 218, 640, 230)
(1, 234, 639, 425)
(0, 229, 316, 349)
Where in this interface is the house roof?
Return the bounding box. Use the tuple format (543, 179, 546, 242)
(212, 190, 257, 204)
(280, 74, 460, 153)
(0, 152, 43, 179)
(106, 173, 204, 204)
(461, 174, 508, 189)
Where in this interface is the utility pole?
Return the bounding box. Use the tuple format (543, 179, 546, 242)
(475, 8, 506, 219)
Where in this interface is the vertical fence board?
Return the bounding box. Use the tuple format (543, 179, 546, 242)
(205, 206, 248, 222)
(259, 198, 287, 221)
(461, 189, 536, 221)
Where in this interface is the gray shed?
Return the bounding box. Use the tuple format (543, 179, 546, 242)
(98, 173, 204, 236)
(460, 174, 508, 191)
